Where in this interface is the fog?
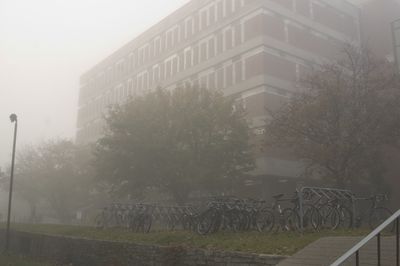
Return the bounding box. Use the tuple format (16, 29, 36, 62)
(0, 0, 190, 167)
(0, 1, 399, 264)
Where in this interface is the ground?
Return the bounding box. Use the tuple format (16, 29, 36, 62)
(0, 253, 54, 266)
(3, 223, 369, 256)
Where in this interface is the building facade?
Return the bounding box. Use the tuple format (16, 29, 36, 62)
(76, 0, 360, 186)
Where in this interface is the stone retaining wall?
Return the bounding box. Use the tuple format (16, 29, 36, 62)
(0, 230, 286, 266)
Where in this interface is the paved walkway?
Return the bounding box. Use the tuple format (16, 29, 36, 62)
(277, 236, 398, 266)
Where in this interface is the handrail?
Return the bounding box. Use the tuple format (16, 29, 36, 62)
(331, 208, 400, 266)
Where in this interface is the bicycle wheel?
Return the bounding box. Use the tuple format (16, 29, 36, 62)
(196, 210, 215, 235)
(141, 214, 152, 233)
(166, 216, 176, 231)
(369, 207, 393, 232)
(182, 214, 194, 231)
(256, 209, 275, 233)
(338, 206, 353, 229)
(318, 204, 340, 230)
(302, 204, 320, 231)
(282, 208, 300, 232)
(237, 211, 250, 231)
(228, 211, 243, 232)
(94, 214, 106, 229)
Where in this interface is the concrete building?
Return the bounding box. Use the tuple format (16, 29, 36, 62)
(76, 0, 360, 189)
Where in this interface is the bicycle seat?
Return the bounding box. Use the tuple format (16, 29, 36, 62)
(273, 194, 285, 199)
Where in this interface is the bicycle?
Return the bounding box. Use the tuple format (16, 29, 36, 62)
(353, 194, 393, 231)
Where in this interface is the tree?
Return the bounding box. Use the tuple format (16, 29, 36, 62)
(94, 86, 254, 203)
(266, 46, 400, 189)
(15, 140, 94, 223)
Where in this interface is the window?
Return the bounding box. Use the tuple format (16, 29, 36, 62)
(115, 62, 121, 77)
(143, 45, 149, 63)
(127, 79, 133, 96)
(123, 84, 128, 98)
(209, 5, 216, 24)
(200, 9, 208, 30)
(216, 67, 224, 89)
(208, 37, 215, 58)
(106, 68, 112, 84)
(128, 53, 134, 71)
(310, 1, 314, 19)
(223, 61, 233, 88)
(185, 17, 194, 39)
(164, 55, 178, 79)
(284, 20, 290, 43)
(223, 27, 234, 51)
(117, 86, 122, 102)
(223, 0, 232, 17)
(137, 75, 143, 93)
(143, 72, 148, 90)
(122, 60, 126, 74)
(199, 72, 208, 88)
(184, 47, 192, 69)
(208, 72, 215, 89)
(165, 59, 172, 79)
(132, 76, 137, 96)
(172, 56, 179, 75)
(138, 44, 149, 65)
(133, 52, 138, 69)
(154, 37, 161, 56)
(152, 64, 161, 83)
(165, 25, 179, 50)
(193, 45, 199, 66)
(200, 40, 207, 62)
(166, 30, 173, 50)
(173, 26, 180, 46)
(138, 49, 144, 65)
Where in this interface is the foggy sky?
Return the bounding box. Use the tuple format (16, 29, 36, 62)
(0, 0, 190, 168)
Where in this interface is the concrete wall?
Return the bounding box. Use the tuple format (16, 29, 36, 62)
(0, 230, 287, 266)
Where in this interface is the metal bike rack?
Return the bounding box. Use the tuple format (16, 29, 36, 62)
(297, 187, 356, 231)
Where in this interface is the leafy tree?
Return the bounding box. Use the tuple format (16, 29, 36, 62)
(15, 140, 94, 223)
(266, 46, 400, 189)
(94, 86, 254, 203)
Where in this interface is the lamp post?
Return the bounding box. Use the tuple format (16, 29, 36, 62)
(5, 114, 18, 253)
(392, 19, 400, 73)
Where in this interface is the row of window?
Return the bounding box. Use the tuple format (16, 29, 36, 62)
(80, 20, 243, 105)
(82, 8, 348, 104)
(81, 0, 357, 104)
(272, 0, 358, 38)
(77, 4, 359, 132)
(77, 45, 310, 127)
(83, 0, 247, 95)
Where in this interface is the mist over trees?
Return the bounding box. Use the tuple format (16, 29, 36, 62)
(12, 140, 95, 223)
(266, 46, 400, 190)
(360, 0, 400, 60)
(93, 86, 254, 203)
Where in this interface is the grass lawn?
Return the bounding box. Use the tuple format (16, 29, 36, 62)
(0, 253, 54, 266)
(2, 223, 369, 256)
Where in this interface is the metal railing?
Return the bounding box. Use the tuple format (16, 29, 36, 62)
(331, 209, 400, 266)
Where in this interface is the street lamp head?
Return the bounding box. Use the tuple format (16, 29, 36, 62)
(9, 114, 17, 123)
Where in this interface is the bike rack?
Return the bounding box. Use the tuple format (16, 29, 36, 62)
(297, 187, 356, 231)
